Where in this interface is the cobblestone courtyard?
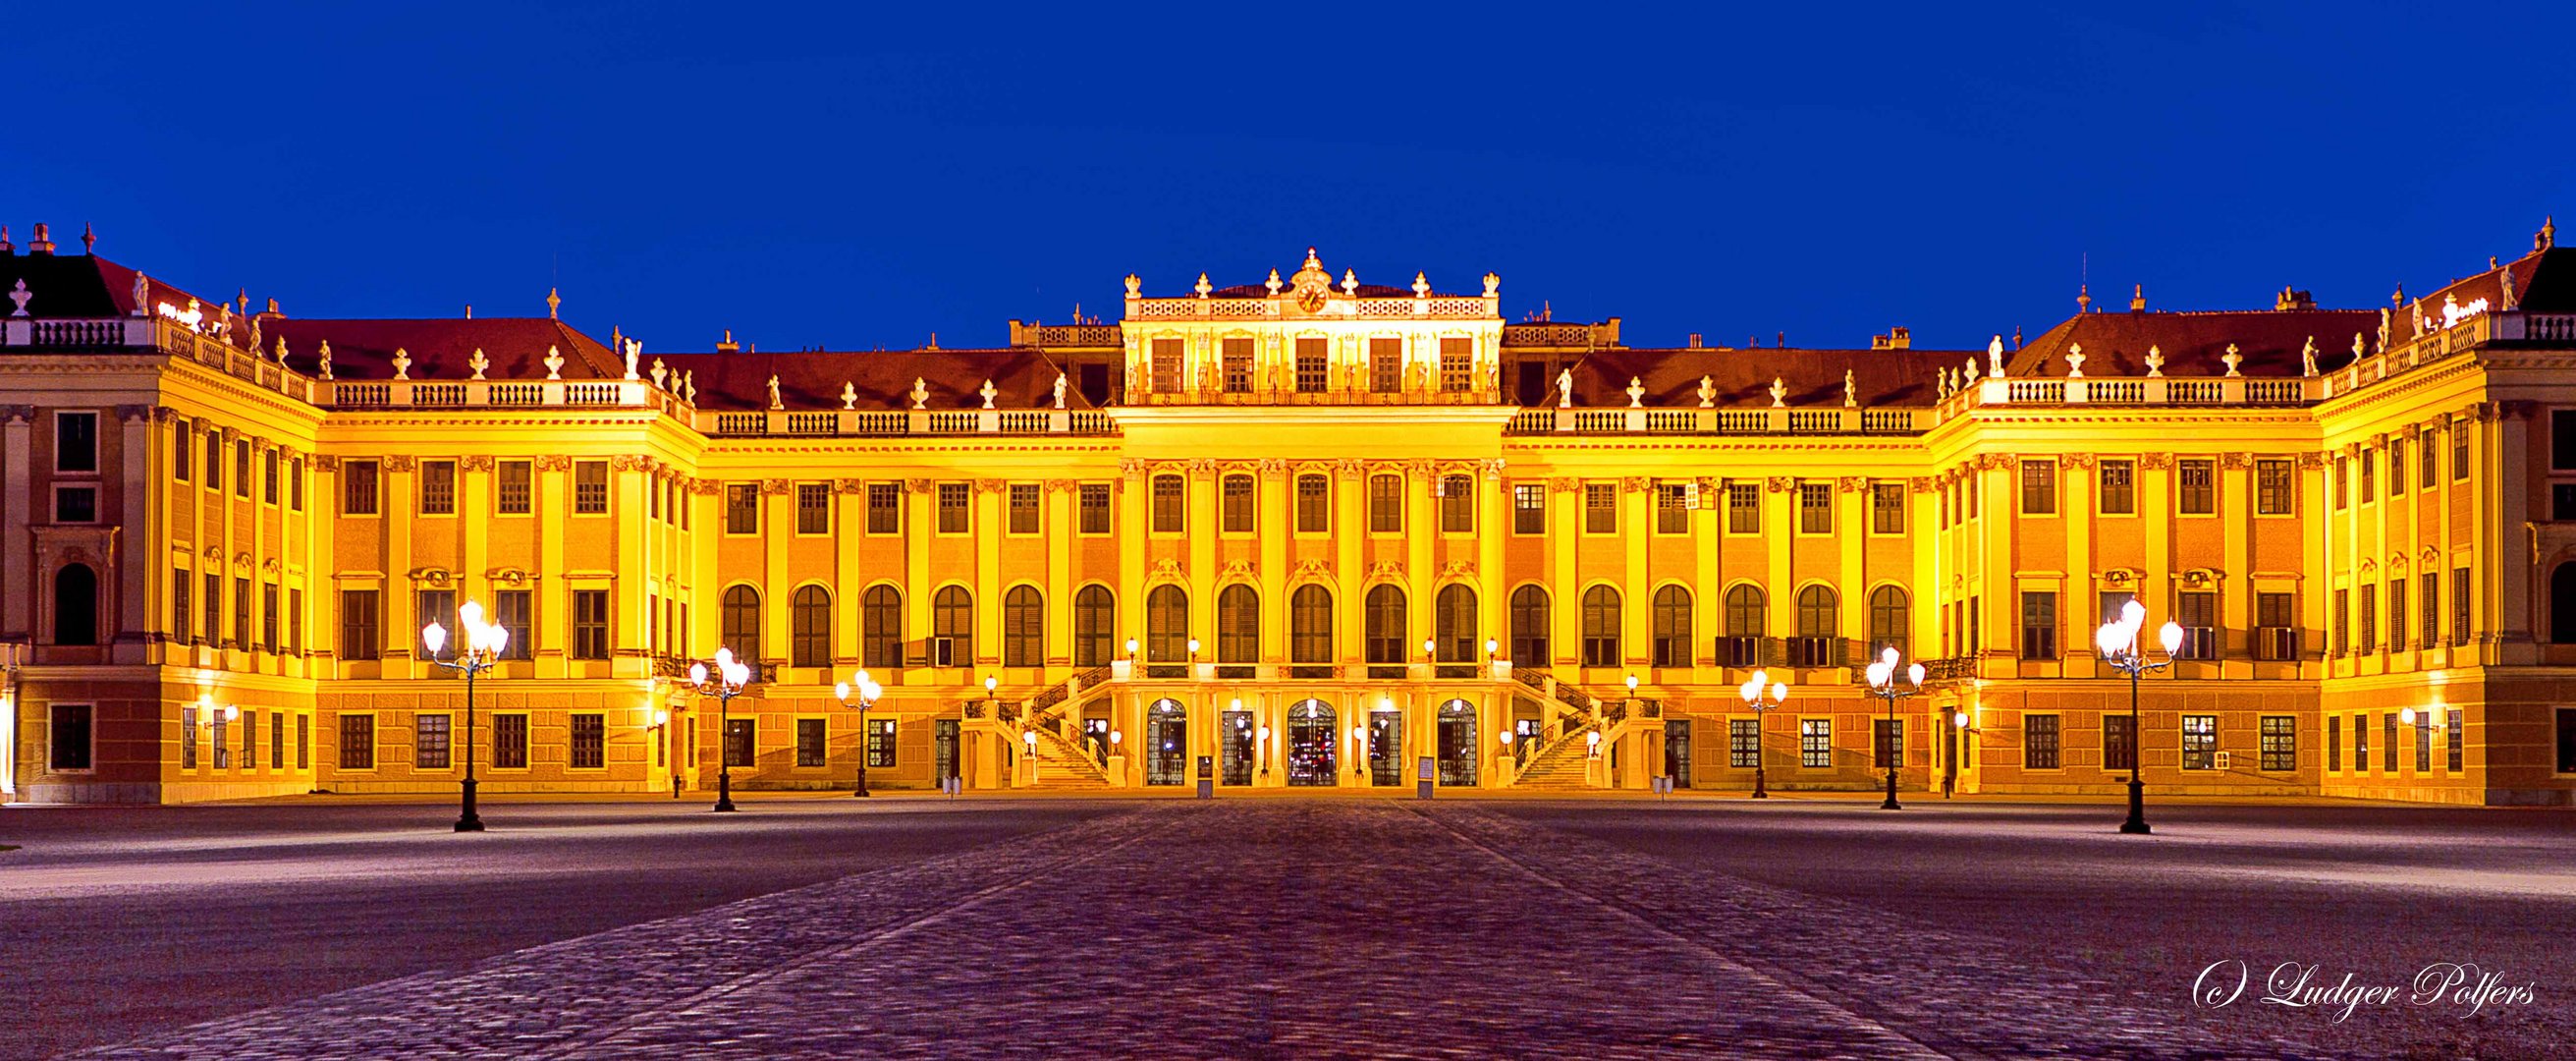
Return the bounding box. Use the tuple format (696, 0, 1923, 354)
(6, 797, 2566, 1059)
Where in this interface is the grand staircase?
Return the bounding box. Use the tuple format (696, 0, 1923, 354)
(1011, 668, 1116, 791)
(1511, 729, 1597, 791)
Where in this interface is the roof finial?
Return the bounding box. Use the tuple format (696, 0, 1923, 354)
(546, 287, 561, 319)
(2540, 216, 2555, 252)
(2129, 283, 2145, 311)
(2075, 282, 2091, 313)
(80, 223, 95, 253)
(0, 224, 12, 253)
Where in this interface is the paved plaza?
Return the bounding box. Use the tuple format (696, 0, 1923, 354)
(2, 795, 2566, 1059)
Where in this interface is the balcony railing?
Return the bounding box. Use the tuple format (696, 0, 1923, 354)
(699, 408, 1121, 438)
(1505, 406, 1926, 436)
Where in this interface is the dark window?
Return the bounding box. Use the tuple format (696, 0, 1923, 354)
(1728, 718, 1760, 767)
(933, 586, 972, 666)
(233, 576, 249, 647)
(575, 461, 609, 514)
(1799, 718, 1831, 768)
(2415, 711, 2433, 773)
(1793, 586, 1840, 667)
(420, 460, 457, 515)
(2176, 590, 2219, 659)
(172, 568, 192, 642)
(2020, 460, 2055, 514)
(2177, 459, 2214, 514)
(797, 718, 827, 767)
(173, 418, 191, 482)
(235, 439, 250, 497)
(2332, 587, 2350, 654)
(936, 482, 968, 533)
(1507, 586, 1548, 665)
(1441, 475, 1474, 532)
(417, 589, 456, 652)
(1298, 475, 1332, 532)
(1651, 585, 1691, 667)
(494, 714, 528, 768)
(2453, 568, 2471, 645)
(1217, 585, 1259, 664)
(340, 589, 380, 660)
(263, 448, 279, 504)
(1221, 475, 1254, 532)
(340, 715, 374, 770)
(1368, 475, 1402, 532)
(1440, 337, 1473, 392)
(2257, 459, 2294, 515)
(2260, 715, 2295, 771)
(868, 482, 902, 534)
(1150, 338, 1183, 393)
(2020, 591, 2057, 660)
(2329, 716, 2341, 771)
(797, 482, 831, 534)
(1580, 586, 1620, 667)
(2420, 432, 2439, 488)
(2333, 455, 2349, 509)
(2447, 709, 2464, 773)
(1872, 482, 1906, 532)
(2026, 714, 2060, 769)
(2181, 714, 2218, 769)
(493, 590, 532, 660)
(1874, 718, 1903, 770)
(574, 588, 610, 660)
(497, 461, 532, 515)
(2387, 579, 2408, 652)
(791, 586, 832, 667)
(725, 718, 756, 767)
(2553, 411, 2576, 470)
(53, 485, 96, 523)
(2355, 713, 2371, 768)
(1433, 585, 1476, 663)
(49, 704, 92, 770)
(1726, 482, 1760, 533)
(55, 412, 98, 473)
(2359, 584, 2378, 653)
(726, 483, 760, 534)
(1006, 585, 1045, 666)
(288, 588, 302, 653)
(1725, 584, 1767, 638)
(1151, 475, 1184, 532)
(343, 460, 379, 515)
(1294, 337, 1328, 393)
(2453, 420, 2470, 480)
(557, 712, 600, 769)
(722, 586, 762, 665)
(262, 583, 279, 652)
(867, 718, 897, 768)
(1073, 586, 1114, 667)
(1078, 483, 1111, 533)
(2423, 572, 2441, 648)
(204, 573, 222, 647)
(1868, 586, 1909, 661)
(2382, 712, 2398, 771)
(1584, 483, 1616, 533)
(1009, 483, 1041, 534)
(2360, 448, 2376, 500)
(271, 712, 285, 769)
(862, 586, 904, 668)
(1363, 585, 1407, 664)
(52, 564, 97, 645)
(2387, 442, 2405, 497)
(1221, 337, 1253, 393)
(1656, 483, 1690, 534)
(2098, 461, 2133, 514)
(2104, 713, 2136, 772)
(1292, 585, 1334, 664)
(1369, 337, 1402, 393)
(1145, 586, 1188, 662)
(416, 714, 452, 769)
(1512, 483, 1544, 534)
(204, 431, 223, 492)
(1797, 482, 1833, 533)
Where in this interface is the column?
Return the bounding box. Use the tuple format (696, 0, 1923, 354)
(616, 461, 652, 677)
(391, 455, 425, 677)
(1044, 479, 1073, 667)
(1548, 477, 1579, 671)
(903, 479, 932, 675)
(974, 479, 1004, 671)
(537, 457, 572, 677)
(1621, 477, 1649, 673)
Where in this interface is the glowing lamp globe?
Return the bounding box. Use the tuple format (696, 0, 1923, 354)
(459, 599, 483, 629)
(2158, 620, 2186, 656)
(2120, 598, 2147, 630)
(1908, 662, 1926, 686)
(1881, 645, 1899, 667)
(835, 682, 850, 700)
(687, 662, 707, 685)
(421, 621, 447, 655)
(1771, 682, 1788, 702)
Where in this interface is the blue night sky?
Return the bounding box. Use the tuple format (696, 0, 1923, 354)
(8, 3, 2574, 355)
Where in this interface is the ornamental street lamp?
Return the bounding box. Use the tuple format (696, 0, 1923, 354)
(1736, 669, 1789, 799)
(2094, 598, 2185, 835)
(1864, 646, 1927, 810)
(421, 600, 508, 832)
(834, 669, 884, 797)
(686, 646, 752, 812)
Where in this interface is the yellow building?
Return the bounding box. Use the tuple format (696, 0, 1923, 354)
(5, 230, 2574, 806)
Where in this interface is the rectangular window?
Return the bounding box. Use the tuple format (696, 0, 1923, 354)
(497, 460, 532, 515)
(340, 589, 379, 660)
(1294, 337, 1328, 393)
(343, 459, 379, 515)
(2383, 712, 2398, 771)
(868, 482, 902, 534)
(1151, 475, 1183, 532)
(2452, 420, 2469, 480)
(2548, 411, 2574, 469)
(212, 713, 228, 769)
(494, 589, 532, 660)
(2420, 432, 2439, 488)
(417, 589, 456, 649)
(494, 713, 528, 768)
(1079, 483, 1111, 533)
(55, 411, 98, 473)
(262, 583, 279, 653)
(2386, 579, 2408, 652)
(1440, 337, 1473, 393)
(936, 482, 969, 532)
(415, 713, 452, 769)
(297, 713, 310, 769)
(798, 482, 832, 534)
(2329, 716, 2341, 771)
(1004, 483, 1039, 533)
(2177, 459, 2214, 514)
(272, 712, 285, 769)
(575, 460, 609, 514)
(1873, 718, 1903, 770)
(1656, 483, 1690, 534)
(204, 430, 223, 492)
(204, 573, 222, 646)
(1150, 338, 1183, 393)
(2359, 584, 2377, 653)
(233, 576, 250, 646)
(1797, 482, 1832, 533)
(1369, 337, 1402, 393)
(1221, 476, 1253, 532)
(1799, 718, 1831, 768)
(1512, 483, 1545, 534)
(2332, 587, 2350, 655)
(2446, 709, 2463, 772)
(172, 569, 192, 642)
(1441, 475, 1474, 533)
(2360, 449, 2376, 500)
(234, 439, 250, 497)
(291, 456, 304, 511)
(2176, 590, 2218, 659)
(2415, 711, 2433, 773)
(1871, 482, 1905, 533)
(570, 714, 605, 769)
(2452, 568, 2471, 646)
(1368, 475, 1403, 532)
(1583, 483, 1617, 533)
(2260, 716, 2296, 771)
(2355, 712, 2371, 769)
(419, 460, 457, 515)
(725, 718, 756, 767)
(797, 717, 828, 767)
(1726, 482, 1760, 534)
(53, 485, 97, 523)
(2102, 710, 2143, 772)
(173, 418, 191, 482)
(868, 718, 898, 768)
(2019, 591, 2057, 659)
(288, 588, 302, 652)
(2256, 459, 2294, 515)
(264, 448, 280, 504)
(1221, 337, 1253, 394)
(726, 483, 760, 533)
(2098, 461, 2134, 514)
(2422, 572, 2440, 648)
(2333, 455, 2349, 509)
(340, 715, 374, 770)
(2020, 460, 2056, 514)
(2180, 714, 2218, 770)
(2025, 714, 2060, 769)
(2099, 590, 2135, 630)
(48, 704, 92, 770)
(2387, 442, 2404, 497)
(573, 588, 610, 660)
(1728, 718, 1759, 768)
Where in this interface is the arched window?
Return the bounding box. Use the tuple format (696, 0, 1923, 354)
(53, 563, 97, 646)
(1652, 585, 1692, 668)
(2553, 562, 2576, 643)
(1217, 584, 1259, 663)
(932, 586, 973, 667)
(1072, 586, 1115, 666)
(790, 585, 831, 667)
(1581, 586, 1621, 667)
(1796, 586, 1839, 637)
(1725, 584, 1768, 636)
(1509, 586, 1550, 665)
(1004, 586, 1043, 666)
(1433, 584, 1476, 662)
(1146, 585, 1189, 662)
(1290, 585, 1333, 663)
(721, 585, 761, 665)
(861, 586, 903, 669)
(1868, 586, 1910, 661)
(1364, 585, 1408, 664)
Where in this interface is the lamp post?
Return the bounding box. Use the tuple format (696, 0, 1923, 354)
(2094, 599, 2185, 835)
(834, 670, 884, 797)
(1736, 669, 1788, 799)
(1864, 646, 1927, 810)
(686, 646, 752, 812)
(421, 601, 507, 832)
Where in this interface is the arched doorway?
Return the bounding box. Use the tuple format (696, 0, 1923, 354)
(1287, 698, 1337, 786)
(2552, 561, 2576, 643)
(1368, 699, 1401, 786)
(54, 563, 97, 646)
(1437, 698, 1478, 786)
(1144, 698, 1187, 786)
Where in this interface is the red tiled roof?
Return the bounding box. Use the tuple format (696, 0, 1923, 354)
(265, 317, 626, 381)
(2010, 308, 2378, 378)
(1565, 346, 1964, 408)
(2, 251, 233, 332)
(653, 348, 1089, 412)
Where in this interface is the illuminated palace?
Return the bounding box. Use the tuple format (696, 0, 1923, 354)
(6, 224, 2576, 807)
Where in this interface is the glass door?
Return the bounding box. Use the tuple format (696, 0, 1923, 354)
(1221, 709, 1254, 784)
(1287, 699, 1337, 786)
(934, 719, 959, 781)
(1664, 718, 1691, 786)
(1437, 699, 1477, 786)
(1369, 710, 1402, 786)
(1146, 699, 1187, 786)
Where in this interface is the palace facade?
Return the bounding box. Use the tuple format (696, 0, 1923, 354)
(5, 227, 2576, 807)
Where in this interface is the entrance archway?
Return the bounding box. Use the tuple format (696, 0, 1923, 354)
(1287, 698, 1337, 786)
(1144, 698, 1186, 786)
(1368, 704, 1401, 786)
(1437, 699, 1478, 785)
(1220, 703, 1255, 785)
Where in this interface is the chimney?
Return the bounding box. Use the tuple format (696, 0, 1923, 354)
(1687, 333, 1703, 349)
(27, 222, 54, 254)
(2130, 284, 2146, 312)
(1871, 326, 1911, 350)
(0, 225, 12, 254)
(2274, 286, 2316, 311)
(716, 328, 740, 354)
